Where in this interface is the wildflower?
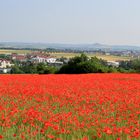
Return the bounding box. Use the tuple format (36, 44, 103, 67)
(47, 134, 55, 139)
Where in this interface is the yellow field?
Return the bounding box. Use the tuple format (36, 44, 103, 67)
(0, 49, 32, 54)
(50, 52, 131, 61)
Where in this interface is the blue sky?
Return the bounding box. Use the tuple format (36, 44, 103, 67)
(0, 0, 140, 45)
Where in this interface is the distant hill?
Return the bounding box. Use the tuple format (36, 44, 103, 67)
(0, 42, 140, 51)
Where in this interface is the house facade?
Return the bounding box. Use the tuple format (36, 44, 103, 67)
(0, 59, 13, 68)
(107, 61, 119, 67)
(0, 68, 11, 73)
(31, 56, 57, 64)
(11, 53, 27, 62)
(0, 59, 13, 73)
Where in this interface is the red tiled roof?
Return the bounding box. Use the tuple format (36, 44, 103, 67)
(0, 59, 11, 63)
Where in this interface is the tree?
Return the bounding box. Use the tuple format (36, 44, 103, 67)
(36, 63, 46, 74)
(68, 53, 88, 65)
(11, 65, 24, 74)
(131, 59, 140, 72)
(21, 63, 37, 74)
(119, 59, 140, 73)
(58, 54, 112, 74)
(44, 66, 57, 74)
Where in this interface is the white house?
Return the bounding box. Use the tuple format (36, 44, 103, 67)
(31, 56, 46, 63)
(107, 61, 119, 67)
(31, 56, 57, 63)
(0, 68, 11, 73)
(0, 59, 13, 68)
(46, 58, 57, 63)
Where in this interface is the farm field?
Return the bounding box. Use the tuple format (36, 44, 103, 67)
(0, 74, 140, 139)
(51, 52, 131, 61)
(0, 49, 32, 54)
(0, 49, 131, 61)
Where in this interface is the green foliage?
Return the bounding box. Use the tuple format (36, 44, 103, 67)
(131, 59, 140, 72)
(44, 66, 58, 74)
(58, 53, 114, 74)
(11, 65, 24, 74)
(36, 63, 47, 74)
(68, 53, 88, 65)
(11, 54, 140, 74)
(11, 62, 57, 74)
(119, 59, 140, 73)
(0, 54, 10, 60)
(21, 63, 37, 74)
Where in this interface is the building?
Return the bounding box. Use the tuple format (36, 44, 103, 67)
(0, 68, 11, 73)
(0, 59, 13, 73)
(48, 61, 63, 67)
(31, 56, 47, 63)
(30, 56, 57, 64)
(46, 58, 57, 63)
(107, 61, 119, 67)
(0, 59, 13, 68)
(11, 53, 27, 62)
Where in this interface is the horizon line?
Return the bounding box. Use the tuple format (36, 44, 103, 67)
(0, 41, 140, 47)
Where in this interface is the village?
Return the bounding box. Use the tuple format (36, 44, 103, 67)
(0, 49, 124, 74)
(0, 51, 66, 73)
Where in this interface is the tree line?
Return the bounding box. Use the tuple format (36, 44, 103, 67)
(11, 54, 140, 74)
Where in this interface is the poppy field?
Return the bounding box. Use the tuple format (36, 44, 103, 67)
(0, 74, 140, 140)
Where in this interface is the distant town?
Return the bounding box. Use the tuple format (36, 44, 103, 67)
(0, 42, 140, 73)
